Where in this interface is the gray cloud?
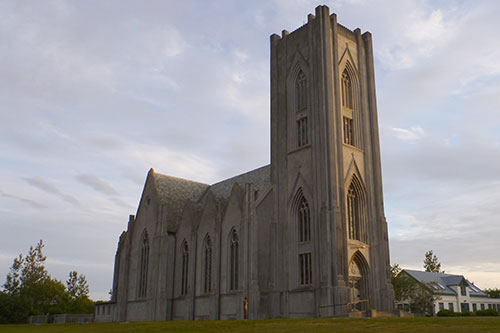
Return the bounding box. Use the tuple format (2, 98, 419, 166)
(0, 190, 46, 209)
(75, 174, 119, 196)
(24, 177, 80, 206)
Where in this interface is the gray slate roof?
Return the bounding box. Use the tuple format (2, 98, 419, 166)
(151, 165, 271, 223)
(210, 165, 271, 200)
(403, 269, 488, 297)
(153, 171, 209, 223)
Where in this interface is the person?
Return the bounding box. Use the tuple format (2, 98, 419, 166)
(243, 296, 248, 319)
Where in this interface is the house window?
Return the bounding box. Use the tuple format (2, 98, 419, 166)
(296, 70, 307, 110)
(204, 236, 212, 293)
(181, 241, 189, 295)
(449, 303, 454, 312)
(298, 196, 311, 243)
(138, 231, 149, 298)
(343, 117, 353, 146)
(341, 69, 353, 109)
(460, 284, 467, 296)
(439, 303, 444, 310)
(297, 117, 309, 147)
(299, 253, 312, 285)
(230, 230, 239, 291)
(347, 184, 360, 241)
(481, 303, 485, 310)
(473, 303, 477, 312)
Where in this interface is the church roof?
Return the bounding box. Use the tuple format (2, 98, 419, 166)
(152, 171, 209, 223)
(149, 165, 270, 225)
(210, 165, 271, 199)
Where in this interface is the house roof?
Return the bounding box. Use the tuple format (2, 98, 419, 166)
(402, 269, 489, 297)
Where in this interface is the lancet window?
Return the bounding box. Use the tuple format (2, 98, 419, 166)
(294, 190, 312, 286)
(181, 241, 189, 295)
(204, 235, 212, 293)
(298, 196, 311, 243)
(347, 178, 365, 241)
(341, 69, 353, 109)
(229, 230, 239, 290)
(296, 70, 308, 111)
(138, 231, 149, 298)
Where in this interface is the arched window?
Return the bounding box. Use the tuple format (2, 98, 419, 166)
(296, 70, 307, 110)
(138, 231, 149, 298)
(204, 235, 212, 293)
(296, 70, 309, 148)
(229, 230, 239, 290)
(346, 176, 365, 242)
(298, 196, 311, 243)
(181, 240, 189, 295)
(347, 184, 359, 240)
(341, 69, 353, 109)
(293, 190, 312, 286)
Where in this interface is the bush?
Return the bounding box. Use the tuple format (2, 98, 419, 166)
(457, 311, 473, 317)
(437, 309, 456, 317)
(475, 309, 499, 316)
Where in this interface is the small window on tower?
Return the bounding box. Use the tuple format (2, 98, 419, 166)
(343, 117, 353, 146)
(297, 117, 309, 147)
(296, 70, 307, 111)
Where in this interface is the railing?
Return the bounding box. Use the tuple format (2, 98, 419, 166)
(319, 300, 370, 317)
(347, 299, 370, 314)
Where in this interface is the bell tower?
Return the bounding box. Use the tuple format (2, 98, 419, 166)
(270, 5, 394, 316)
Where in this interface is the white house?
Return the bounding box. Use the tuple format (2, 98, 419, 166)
(399, 269, 500, 315)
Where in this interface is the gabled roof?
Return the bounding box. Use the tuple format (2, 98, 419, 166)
(402, 269, 488, 297)
(148, 165, 271, 225)
(152, 170, 209, 223)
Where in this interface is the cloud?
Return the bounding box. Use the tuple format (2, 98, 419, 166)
(0, 190, 46, 209)
(24, 177, 80, 206)
(390, 126, 426, 141)
(75, 174, 119, 196)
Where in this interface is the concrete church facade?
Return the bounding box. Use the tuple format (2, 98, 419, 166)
(97, 6, 394, 322)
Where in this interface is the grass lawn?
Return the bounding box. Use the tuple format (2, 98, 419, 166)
(1, 317, 500, 332)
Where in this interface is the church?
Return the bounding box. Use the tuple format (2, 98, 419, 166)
(96, 5, 395, 322)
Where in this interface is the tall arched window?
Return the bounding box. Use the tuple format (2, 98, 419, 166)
(138, 231, 149, 298)
(341, 69, 353, 109)
(296, 70, 309, 148)
(293, 189, 312, 286)
(296, 70, 307, 110)
(181, 240, 189, 295)
(347, 184, 359, 240)
(204, 235, 212, 293)
(346, 176, 365, 242)
(298, 196, 311, 243)
(229, 230, 239, 290)
(342, 67, 355, 146)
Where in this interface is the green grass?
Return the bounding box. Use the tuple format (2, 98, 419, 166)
(1, 317, 500, 333)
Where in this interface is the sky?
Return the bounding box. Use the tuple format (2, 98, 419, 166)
(1, 0, 500, 301)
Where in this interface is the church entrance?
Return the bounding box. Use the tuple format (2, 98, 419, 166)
(348, 252, 369, 312)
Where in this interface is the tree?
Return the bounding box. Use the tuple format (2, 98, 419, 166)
(484, 288, 500, 298)
(67, 271, 90, 299)
(2, 240, 95, 322)
(3, 254, 24, 295)
(391, 263, 440, 315)
(423, 250, 444, 273)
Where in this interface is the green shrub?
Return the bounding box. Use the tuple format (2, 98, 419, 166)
(475, 309, 499, 316)
(457, 311, 473, 317)
(437, 309, 456, 317)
